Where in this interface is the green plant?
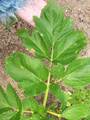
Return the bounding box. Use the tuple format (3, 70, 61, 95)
(1, 0, 90, 120)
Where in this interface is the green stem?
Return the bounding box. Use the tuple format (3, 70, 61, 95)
(43, 71, 51, 107)
(13, 108, 61, 119)
(43, 43, 54, 108)
(47, 110, 61, 119)
(24, 110, 61, 119)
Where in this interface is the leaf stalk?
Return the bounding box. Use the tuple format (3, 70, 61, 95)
(47, 110, 61, 119)
(23, 109, 61, 119)
(43, 42, 54, 107)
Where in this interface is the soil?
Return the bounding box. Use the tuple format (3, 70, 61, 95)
(0, 0, 90, 107)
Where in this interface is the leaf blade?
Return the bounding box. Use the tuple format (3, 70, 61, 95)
(63, 58, 90, 88)
(62, 104, 90, 120)
(5, 52, 48, 96)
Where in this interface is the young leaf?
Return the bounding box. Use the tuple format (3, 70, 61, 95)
(5, 52, 48, 96)
(62, 104, 90, 120)
(63, 58, 90, 88)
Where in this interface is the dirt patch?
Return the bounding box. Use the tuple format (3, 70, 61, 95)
(0, 0, 90, 88)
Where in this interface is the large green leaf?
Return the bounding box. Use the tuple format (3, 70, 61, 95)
(0, 85, 22, 120)
(35, 0, 86, 64)
(5, 52, 48, 96)
(62, 104, 90, 120)
(39, 3, 86, 64)
(17, 0, 86, 64)
(63, 58, 90, 88)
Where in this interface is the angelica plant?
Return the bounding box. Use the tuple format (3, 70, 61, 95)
(0, 0, 90, 120)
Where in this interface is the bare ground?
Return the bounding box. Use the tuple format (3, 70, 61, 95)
(0, 0, 90, 88)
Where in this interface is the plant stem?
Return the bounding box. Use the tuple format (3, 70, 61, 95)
(23, 109, 61, 119)
(47, 110, 61, 119)
(43, 71, 51, 107)
(13, 108, 61, 119)
(43, 43, 54, 107)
